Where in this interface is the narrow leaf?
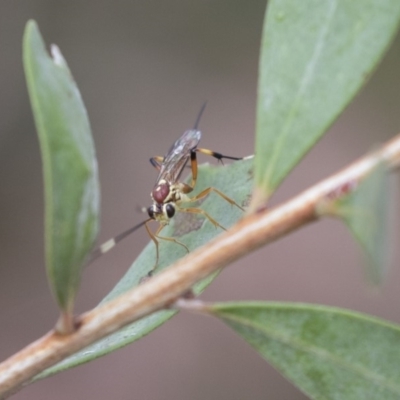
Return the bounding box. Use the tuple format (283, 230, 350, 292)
(38, 157, 253, 378)
(254, 0, 400, 203)
(211, 302, 400, 400)
(23, 21, 100, 314)
(334, 164, 392, 284)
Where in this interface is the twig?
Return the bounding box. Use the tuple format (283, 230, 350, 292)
(0, 134, 399, 399)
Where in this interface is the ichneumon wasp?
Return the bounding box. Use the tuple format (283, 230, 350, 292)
(89, 104, 244, 276)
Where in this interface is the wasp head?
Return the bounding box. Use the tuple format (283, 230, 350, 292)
(147, 202, 175, 222)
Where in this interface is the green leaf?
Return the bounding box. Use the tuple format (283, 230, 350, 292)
(211, 302, 400, 400)
(255, 0, 400, 201)
(37, 157, 253, 378)
(23, 21, 100, 312)
(334, 164, 392, 284)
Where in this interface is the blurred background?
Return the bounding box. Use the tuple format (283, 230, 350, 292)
(0, 1, 399, 399)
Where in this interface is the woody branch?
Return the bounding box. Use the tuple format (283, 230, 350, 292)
(0, 134, 399, 399)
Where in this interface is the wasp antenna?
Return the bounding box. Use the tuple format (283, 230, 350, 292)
(193, 101, 207, 130)
(87, 219, 151, 265)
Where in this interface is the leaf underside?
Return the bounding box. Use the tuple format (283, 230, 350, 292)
(212, 302, 400, 400)
(38, 157, 253, 379)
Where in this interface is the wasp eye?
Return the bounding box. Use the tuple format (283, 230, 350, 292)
(147, 206, 156, 219)
(165, 203, 175, 218)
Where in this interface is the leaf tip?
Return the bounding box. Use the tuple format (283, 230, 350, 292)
(50, 44, 66, 68)
(25, 19, 38, 33)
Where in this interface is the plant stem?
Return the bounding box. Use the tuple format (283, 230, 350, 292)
(0, 134, 399, 399)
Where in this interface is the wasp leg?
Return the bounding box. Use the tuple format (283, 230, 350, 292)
(188, 149, 198, 189)
(156, 235, 190, 254)
(196, 148, 242, 164)
(144, 223, 190, 277)
(149, 156, 164, 171)
(182, 150, 244, 212)
(155, 222, 189, 255)
(189, 187, 244, 211)
(145, 222, 161, 271)
(186, 148, 244, 194)
(179, 207, 227, 231)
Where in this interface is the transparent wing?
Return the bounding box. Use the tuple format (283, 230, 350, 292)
(156, 129, 201, 183)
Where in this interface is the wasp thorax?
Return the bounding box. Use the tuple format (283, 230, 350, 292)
(152, 182, 170, 204)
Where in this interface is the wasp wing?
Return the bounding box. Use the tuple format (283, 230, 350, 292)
(156, 129, 201, 184)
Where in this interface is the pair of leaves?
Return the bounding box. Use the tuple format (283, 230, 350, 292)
(24, 18, 253, 376)
(37, 158, 253, 378)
